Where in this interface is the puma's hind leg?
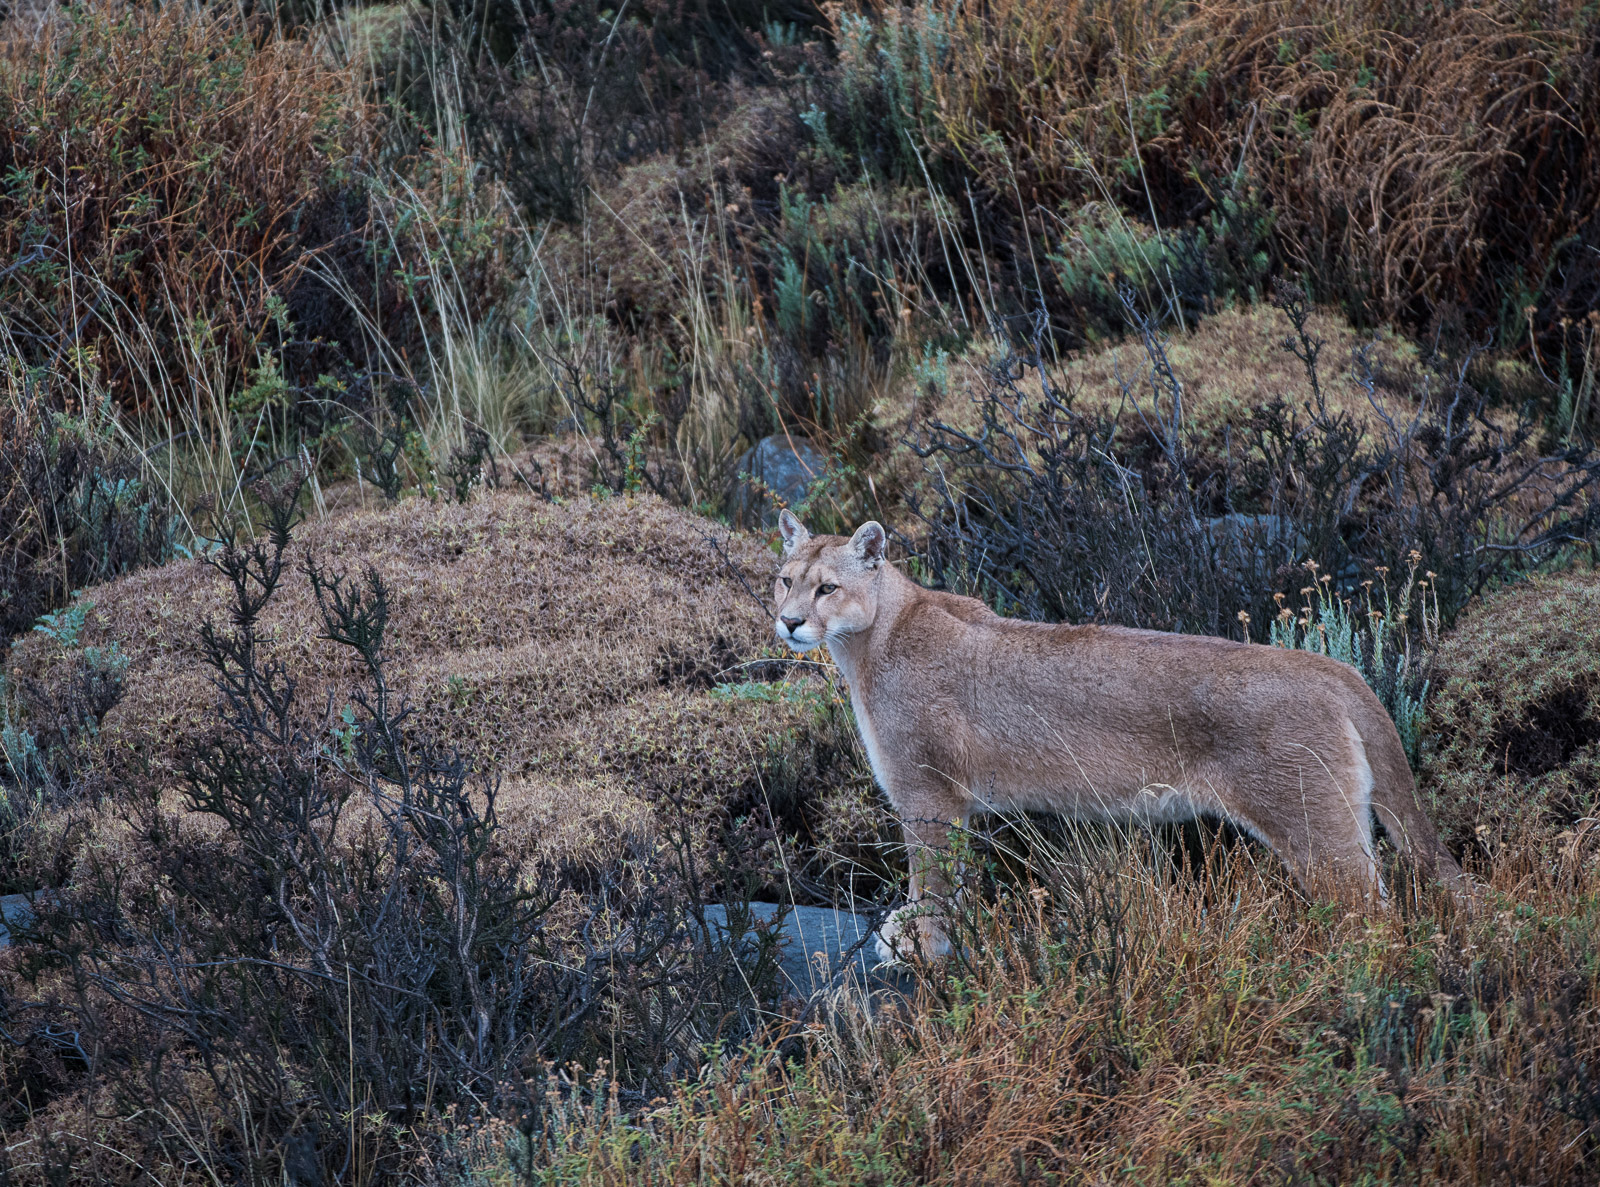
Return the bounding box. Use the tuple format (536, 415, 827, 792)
(1226, 735, 1386, 905)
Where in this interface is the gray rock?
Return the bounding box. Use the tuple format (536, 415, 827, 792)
(0, 892, 41, 949)
(730, 436, 828, 529)
(700, 902, 910, 998)
(1202, 513, 1305, 574)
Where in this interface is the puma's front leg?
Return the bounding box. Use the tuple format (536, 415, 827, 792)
(875, 802, 966, 965)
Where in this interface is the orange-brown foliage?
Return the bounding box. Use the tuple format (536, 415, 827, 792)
(860, 0, 1599, 341)
(520, 841, 1600, 1185)
(0, 2, 373, 407)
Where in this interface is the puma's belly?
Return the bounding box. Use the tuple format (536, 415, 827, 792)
(966, 766, 1209, 824)
(855, 679, 1220, 825)
(959, 709, 1222, 822)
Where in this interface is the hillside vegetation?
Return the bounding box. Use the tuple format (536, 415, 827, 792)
(3, 0, 1600, 1183)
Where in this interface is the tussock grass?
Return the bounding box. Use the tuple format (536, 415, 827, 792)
(454, 830, 1600, 1185)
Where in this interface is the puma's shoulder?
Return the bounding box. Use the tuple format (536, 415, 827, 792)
(914, 587, 997, 625)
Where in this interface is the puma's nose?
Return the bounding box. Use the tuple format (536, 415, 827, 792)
(780, 615, 806, 631)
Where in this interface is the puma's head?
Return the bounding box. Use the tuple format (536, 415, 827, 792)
(773, 510, 887, 652)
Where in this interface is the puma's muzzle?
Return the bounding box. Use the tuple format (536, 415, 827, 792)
(775, 614, 823, 650)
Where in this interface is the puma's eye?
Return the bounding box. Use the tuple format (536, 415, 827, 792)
(817, 583, 838, 596)
(780, 577, 792, 589)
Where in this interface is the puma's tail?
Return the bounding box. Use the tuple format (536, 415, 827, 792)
(1352, 694, 1466, 891)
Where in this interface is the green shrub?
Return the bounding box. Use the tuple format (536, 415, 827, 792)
(1048, 192, 1273, 340)
(0, 372, 177, 641)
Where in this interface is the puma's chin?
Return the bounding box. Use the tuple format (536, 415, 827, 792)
(777, 627, 823, 652)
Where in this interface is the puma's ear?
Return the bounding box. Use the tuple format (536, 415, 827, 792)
(850, 521, 887, 569)
(778, 508, 811, 556)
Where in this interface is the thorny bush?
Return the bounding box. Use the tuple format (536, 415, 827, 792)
(911, 289, 1600, 642)
(0, 469, 786, 1185)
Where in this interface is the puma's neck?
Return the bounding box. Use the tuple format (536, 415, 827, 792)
(823, 563, 919, 696)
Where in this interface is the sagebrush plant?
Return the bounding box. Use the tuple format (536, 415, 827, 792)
(1267, 555, 1441, 764)
(1554, 317, 1600, 442)
(1047, 191, 1275, 340)
(0, 591, 129, 818)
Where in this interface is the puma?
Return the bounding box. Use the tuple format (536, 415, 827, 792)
(771, 511, 1465, 963)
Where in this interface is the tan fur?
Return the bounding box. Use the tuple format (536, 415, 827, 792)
(773, 512, 1465, 962)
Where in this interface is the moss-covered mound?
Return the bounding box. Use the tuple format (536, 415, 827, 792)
(1418, 569, 1600, 856)
(919, 306, 1429, 440)
(4, 491, 872, 889)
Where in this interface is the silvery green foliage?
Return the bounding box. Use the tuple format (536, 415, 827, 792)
(1268, 562, 1436, 764)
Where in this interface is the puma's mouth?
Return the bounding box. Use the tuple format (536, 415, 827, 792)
(776, 622, 822, 651)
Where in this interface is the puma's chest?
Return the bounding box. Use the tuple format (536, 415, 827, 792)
(845, 685, 896, 796)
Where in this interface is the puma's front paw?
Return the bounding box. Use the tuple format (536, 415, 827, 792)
(874, 902, 952, 965)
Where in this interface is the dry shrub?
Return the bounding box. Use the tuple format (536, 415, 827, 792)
(923, 304, 1430, 440)
(0, 0, 522, 431)
(442, 0, 822, 222)
(1248, 2, 1598, 339)
(522, 27, 946, 475)
(840, 0, 1600, 352)
(0, 1, 372, 405)
(383, 0, 827, 223)
(1420, 569, 1600, 860)
(2, 488, 871, 892)
(542, 93, 935, 464)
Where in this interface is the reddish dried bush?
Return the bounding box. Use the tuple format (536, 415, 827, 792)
(0, 2, 372, 405)
(828, 0, 1600, 357)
